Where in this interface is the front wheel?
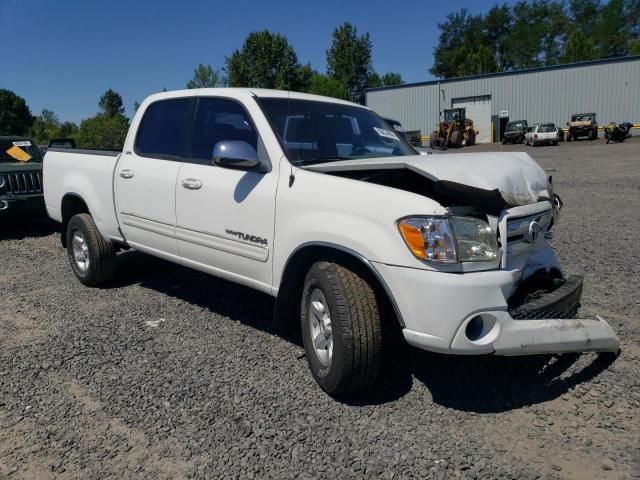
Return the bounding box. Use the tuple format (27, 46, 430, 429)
(300, 261, 383, 395)
(66, 213, 116, 286)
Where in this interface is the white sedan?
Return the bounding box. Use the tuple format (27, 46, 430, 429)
(525, 123, 561, 146)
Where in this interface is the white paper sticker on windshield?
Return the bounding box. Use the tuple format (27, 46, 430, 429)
(12, 141, 32, 147)
(373, 127, 399, 140)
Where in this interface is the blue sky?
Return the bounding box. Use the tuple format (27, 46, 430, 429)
(3, 0, 515, 123)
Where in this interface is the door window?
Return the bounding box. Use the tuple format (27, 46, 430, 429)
(191, 98, 258, 164)
(135, 98, 192, 160)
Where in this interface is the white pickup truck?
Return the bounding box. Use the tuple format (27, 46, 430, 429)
(44, 89, 619, 395)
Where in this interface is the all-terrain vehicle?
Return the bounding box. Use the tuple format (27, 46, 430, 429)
(502, 120, 528, 144)
(429, 108, 477, 150)
(566, 113, 598, 141)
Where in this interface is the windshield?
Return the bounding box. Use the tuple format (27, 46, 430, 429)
(444, 109, 462, 123)
(506, 121, 525, 131)
(256, 98, 416, 165)
(573, 114, 594, 122)
(0, 139, 42, 164)
(539, 123, 556, 133)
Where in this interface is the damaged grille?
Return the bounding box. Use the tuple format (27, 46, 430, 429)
(1, 171, 43, 195)
(504, 210, 552, 258)
(508, 274, 583, 320)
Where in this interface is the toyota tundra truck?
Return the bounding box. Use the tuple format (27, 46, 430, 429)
(43, 89, 619, 395)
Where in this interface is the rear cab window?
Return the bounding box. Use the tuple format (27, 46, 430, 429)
(135, 98, 193, 160)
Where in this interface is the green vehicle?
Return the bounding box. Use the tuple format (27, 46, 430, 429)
(502, 120, 528, 144)
(0, 136, 46, 220)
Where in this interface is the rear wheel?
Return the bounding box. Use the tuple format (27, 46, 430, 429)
(66, 213, 116, 286)
(589, 129, 597, 140)
(300, 261, 383, 395)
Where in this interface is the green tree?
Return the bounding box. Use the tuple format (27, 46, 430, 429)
(326, 22, 375, 103)
(485, 4, 513, 70)
(76, 114, 129, 149)
(630, 38, 640, 54)
(29, 109, 79, 144)
(187, 64, 226, 88)
(0, 89, 33, 136)
(225, 30, 305, 90)
(562, 30, 599, 62)
(430, 9, 498, 78)
(596, 0, 629, 56)
(98, 89, 125, 117)
(305, 73, 349, 99)
(381, 72, 404, 86)
(568, 0, 600, 37)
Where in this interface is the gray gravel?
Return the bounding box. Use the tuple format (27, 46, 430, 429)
(1, 139, 639, 479)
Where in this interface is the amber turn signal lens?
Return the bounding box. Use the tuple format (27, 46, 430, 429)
(398, 222, 426, 259)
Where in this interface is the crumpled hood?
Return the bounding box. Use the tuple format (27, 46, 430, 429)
(305, 152, 550, 207)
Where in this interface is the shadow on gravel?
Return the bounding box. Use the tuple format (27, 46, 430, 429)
(109, 250, 617, 410)
(408, 349, 617, 412)
(110, 250, 276, 333)
(0, 217, 58, 240)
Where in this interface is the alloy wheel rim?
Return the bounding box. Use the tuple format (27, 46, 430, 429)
(308, 288, 333, 367)
(71, 230, 90, 273)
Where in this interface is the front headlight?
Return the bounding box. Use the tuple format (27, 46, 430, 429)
(398, 216, 498, 263)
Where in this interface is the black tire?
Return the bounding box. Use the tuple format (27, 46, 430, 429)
(450, 130, 463, 148)
(465, 130, 476, 146)
(66, 213, 116, 286)
(501, 137, 507, 145)
(566, 132, 572, 142)
(300, 261, 383, 395)
(589, 129, 597, 140)
(428, 132, 439, 149)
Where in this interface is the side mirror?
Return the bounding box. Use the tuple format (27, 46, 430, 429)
(213, 141, 260, 170)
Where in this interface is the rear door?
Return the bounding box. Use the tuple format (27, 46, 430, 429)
(175, 97, 278, 291)
(115, 98, 193, 260)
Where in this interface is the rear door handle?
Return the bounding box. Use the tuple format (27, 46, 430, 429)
(119, 169, 134, 179)
(181, 178, 202, 190)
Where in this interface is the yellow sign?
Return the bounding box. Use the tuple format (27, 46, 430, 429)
(5, 145, 31, 162)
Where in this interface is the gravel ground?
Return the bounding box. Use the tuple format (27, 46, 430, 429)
(1, 139, 638, 480)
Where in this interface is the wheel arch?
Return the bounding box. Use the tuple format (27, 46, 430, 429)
(60, 193, 90, 248)
(274, 242, 405, 339)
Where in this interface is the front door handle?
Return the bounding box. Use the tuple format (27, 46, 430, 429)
(119, 169, 134, 179)
(181, 178, 202, 190)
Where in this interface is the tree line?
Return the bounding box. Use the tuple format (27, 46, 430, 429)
(0, 22, 401, 148)
(431, 0, 640, 78)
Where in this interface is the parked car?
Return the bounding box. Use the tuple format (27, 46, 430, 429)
(566, 113, 598, 141)
(502, 120, 528, 144)
(0, 136, 46, 220)
(44, 89, 619, 395)
(525, 123, 561, 146)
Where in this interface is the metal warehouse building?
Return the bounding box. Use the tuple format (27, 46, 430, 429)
(365, 56, 640, 144)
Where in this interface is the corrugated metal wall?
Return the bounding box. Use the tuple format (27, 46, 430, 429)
(366, 57, 640, 142)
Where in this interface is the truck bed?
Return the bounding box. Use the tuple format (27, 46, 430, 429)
(43, 148, 123, 242)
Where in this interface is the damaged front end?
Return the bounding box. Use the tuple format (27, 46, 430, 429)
(306, 152, 620, 355)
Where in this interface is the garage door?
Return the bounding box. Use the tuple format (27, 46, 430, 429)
(452, 95, 492, 144)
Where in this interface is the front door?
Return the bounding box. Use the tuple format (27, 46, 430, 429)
(115, 98, 193, 259)
(175, 97, 278, 292)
